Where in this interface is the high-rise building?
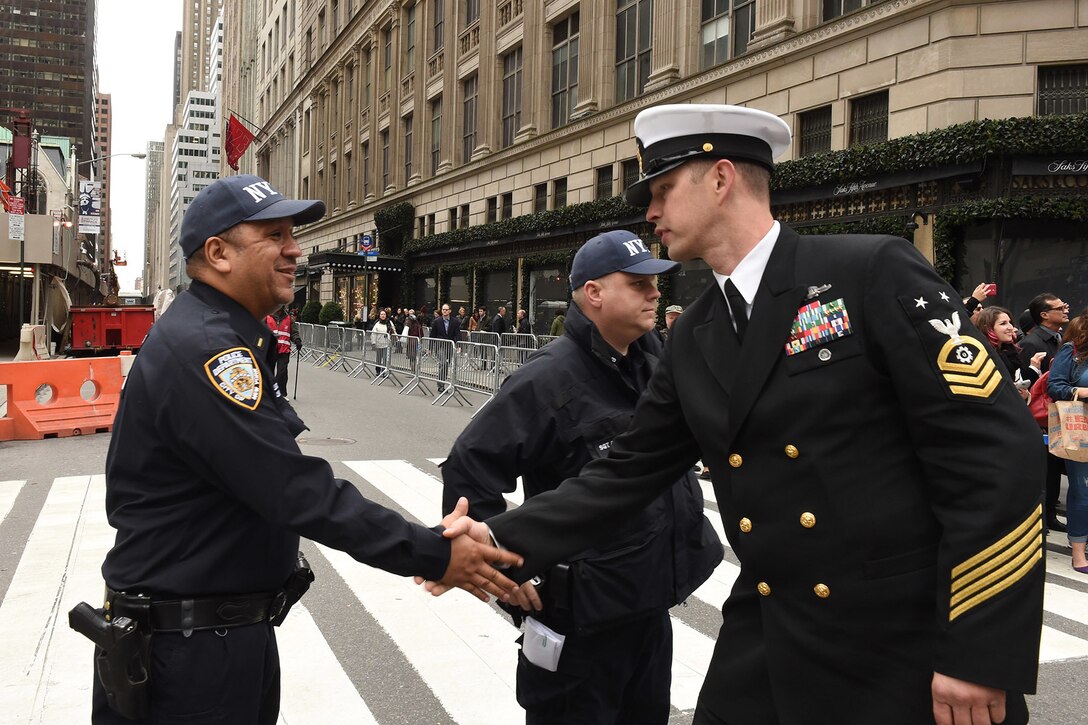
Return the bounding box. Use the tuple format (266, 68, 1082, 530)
(0, 0, 98, 158)
(143, 140, 165, 295)
(179, 0, 225, 116)
(237, 0, 1088, 323)
(94, 92, 112, 270)
(167, 10, 224, 290)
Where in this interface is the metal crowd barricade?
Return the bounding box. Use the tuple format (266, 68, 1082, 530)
(339, 328, 370, 377)
(453, 340, 499, 415)
(469, 331, 500, 347)
(308, 325, 330, 364)
(389, 333, 423, 393)
(536, 335, 560, 347)
(367, 330, 403, 388)
(296, 323, 316, 360)
(408, 336, 464, 406)
(318, 324, 345, 369)
(501, 333, 536, 349)
(497, 345, 537, 385)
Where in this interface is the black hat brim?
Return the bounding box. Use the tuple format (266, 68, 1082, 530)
(623, 257, 681, 276)
(622, 159, 689, 207)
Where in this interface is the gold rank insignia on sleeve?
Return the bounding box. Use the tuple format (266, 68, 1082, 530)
(929, 311, 1002, 399)
(948, 505, 1042, 622)
(203, 347, 263, 411)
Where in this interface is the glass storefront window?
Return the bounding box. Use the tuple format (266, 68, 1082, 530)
(448, 273, 470, 310)
(669, 259, 716, 312)
(336, 276, 351, 319)
(413, 275, 436, 310)
(529, 267, 570, 336)
(351, 274, 367, 322)
(482, 270, 513, 316)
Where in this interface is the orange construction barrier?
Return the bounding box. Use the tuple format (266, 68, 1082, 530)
(0, 357, 123, 441)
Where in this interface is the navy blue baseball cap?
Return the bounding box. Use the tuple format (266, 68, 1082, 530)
(570, 230, 680, 290)
(180, 174, 326, 258)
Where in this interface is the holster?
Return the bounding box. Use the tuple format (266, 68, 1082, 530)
(69, 597, 151, 720)
(270, 551, 315, 626)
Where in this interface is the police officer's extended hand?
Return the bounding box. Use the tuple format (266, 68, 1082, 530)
(931, 672, 1006, 725)
(427, 497, 524, 602)
(509, 580, 543, 613)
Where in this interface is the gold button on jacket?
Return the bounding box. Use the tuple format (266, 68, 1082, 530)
(814, 583, 831, 598)
(739, 517, 752, 533)
(800, 512, 816, 528)
(784, 444, 799, 458)
(728, 453, 743, 468)
(757, 582, 772, 596)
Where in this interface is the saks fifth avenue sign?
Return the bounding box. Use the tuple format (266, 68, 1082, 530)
(833, 180, 878, 196)
(1011, 157, 1088, 190)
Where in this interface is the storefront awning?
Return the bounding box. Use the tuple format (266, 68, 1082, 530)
(306, 251, 405, 273)
(771, 161, 984, 205)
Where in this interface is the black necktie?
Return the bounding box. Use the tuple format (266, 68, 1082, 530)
(723, 278, 748, 342)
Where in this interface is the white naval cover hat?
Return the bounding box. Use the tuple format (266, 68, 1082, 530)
(624, 104, 792, 206)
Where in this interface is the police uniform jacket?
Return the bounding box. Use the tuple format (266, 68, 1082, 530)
(102, 280, 451, 598)
(487, 227, 1044, 723)
(441, 302, 722, 634)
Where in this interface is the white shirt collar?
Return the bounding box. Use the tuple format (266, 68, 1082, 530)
(712, 221, 781, 316)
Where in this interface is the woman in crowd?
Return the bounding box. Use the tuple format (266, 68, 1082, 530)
(976, 306, 1044, 400)
(1047, 309, 1088, 573)
(371, 308, 395, 375)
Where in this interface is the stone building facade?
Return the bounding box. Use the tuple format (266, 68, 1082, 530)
(227, 0, 1088, 330)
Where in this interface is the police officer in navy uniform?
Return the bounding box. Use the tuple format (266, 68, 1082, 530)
(429, 106, 1045, 724)
(93, 174, 520, 724)
(441, 230, 722, 724)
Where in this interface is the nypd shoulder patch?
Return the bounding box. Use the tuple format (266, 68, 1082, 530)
(203, 347, 263, 410)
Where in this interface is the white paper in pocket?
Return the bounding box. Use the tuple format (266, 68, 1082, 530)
(522, 616, 566, 672)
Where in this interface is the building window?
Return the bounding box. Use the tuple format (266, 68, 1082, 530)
(502, 47, 523, 148)
(364, 47, 372, 104)
(595, 165, 614, 199)
(533, 183, 548, 213)
(615, 0, 652, 103)
(418, 216, 426, 238)
(551, 12, 580, 128)
(362, 141, 370, 197)
(799, 105, 832, 156)
(404, 3, 416, 74)
(382, 25, 392, 90)
(427, 213, 436, 235)
(433, 0, 444, 52)
(1038, 64, 1088, 115)
(330, 160, 338, 208)
(462, 74, 478, 163)
(346, 64, 355, 103)
(345, 151, 354, 204)
(554, 178, 568, 208)
(431, 96, 442, 174)
(449, 207, 457, 228)
(465, 0, 479, 26)
(404, 114, 414, 181)
(381, 129, 390, 190)
(460, 203, 470, 228)
(621, 158, 640, 190)
(823, 0, 864, 21)
(501, 192, 513, 219)
(486, 197, 497, 223)
(318, 10, 326, 48)
(701, 0, 755, 69)
(849, 90, 889, 147)
(303, 108, 311, 152)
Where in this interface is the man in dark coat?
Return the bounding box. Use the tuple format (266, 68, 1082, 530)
(426, 105, 1044, 725)
(442, 231, 722, 724)
(1020, 292, 1070, 531)
(491, 306, 509, 335)
(430, 302, 461, 389)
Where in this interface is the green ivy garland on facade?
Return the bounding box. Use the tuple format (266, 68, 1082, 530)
(374, 201, 415, 252)
(772, 112, 1088, 190)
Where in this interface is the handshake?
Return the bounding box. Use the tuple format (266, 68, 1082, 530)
(417, 497, 525, 603)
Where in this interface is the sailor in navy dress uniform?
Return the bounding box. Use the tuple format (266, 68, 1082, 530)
(92, 174, 518, 724)
(474, 106, 1045, 724)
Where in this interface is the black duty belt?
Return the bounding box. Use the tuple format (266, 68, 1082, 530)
(108, 589, 280, 635)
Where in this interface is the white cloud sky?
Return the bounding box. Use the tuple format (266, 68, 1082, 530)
(97, 0, 182, 294)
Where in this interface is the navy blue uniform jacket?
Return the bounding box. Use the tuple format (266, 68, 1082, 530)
(102, 281, 451, 597)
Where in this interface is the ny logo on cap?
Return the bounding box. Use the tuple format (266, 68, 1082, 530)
(622, 238, 649, 257)
(241, 180, 281, 203)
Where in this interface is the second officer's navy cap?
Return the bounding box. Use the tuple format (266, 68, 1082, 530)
(180, 174, 326, 258)
(570, 230, 680, 290)
(624, 104, 792, 206)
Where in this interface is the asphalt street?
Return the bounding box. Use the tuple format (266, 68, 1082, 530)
(0, 350, 1085, 723)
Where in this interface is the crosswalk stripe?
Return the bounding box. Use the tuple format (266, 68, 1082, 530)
(0, 475, 109, 723)
(341, 460, 523, 725)
(347, 459, 722, 713)
(277, 603, 378, 725)
(0, 479, 26, 524)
